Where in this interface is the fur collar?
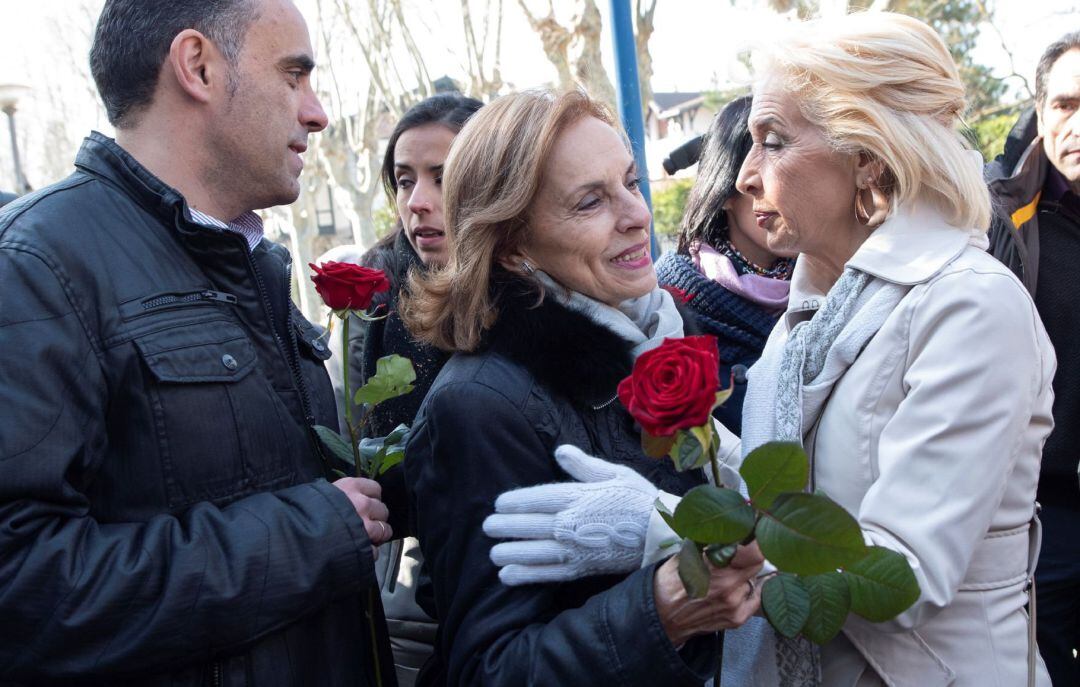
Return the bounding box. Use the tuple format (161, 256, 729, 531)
(483, 276, 635, 408)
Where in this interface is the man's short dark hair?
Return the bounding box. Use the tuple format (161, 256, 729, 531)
(90, 0, 260, 128)
(1035, 30, 1080, 108)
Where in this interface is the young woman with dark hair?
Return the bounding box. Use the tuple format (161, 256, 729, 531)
(322, 92, 483, 687)
(654, 96, 795, 434)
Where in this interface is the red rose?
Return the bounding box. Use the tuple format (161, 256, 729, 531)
(309, 261, 390, 311)
(617, 335, 720, 437)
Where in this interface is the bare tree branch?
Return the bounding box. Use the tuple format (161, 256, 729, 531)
(973, 0, 1034, 100)
(516, 0, 574, 88)
(391, 0, 433, 98)
(568, 0, 616, 105)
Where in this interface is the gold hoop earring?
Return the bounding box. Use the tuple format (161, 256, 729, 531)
(855, 183, 889, 228)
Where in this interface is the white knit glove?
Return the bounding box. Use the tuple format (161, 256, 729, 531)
(483, 445, 657, 586)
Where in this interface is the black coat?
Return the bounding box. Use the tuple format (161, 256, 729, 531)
(405, 276, 717, 686)
(0, 133, 394, 686)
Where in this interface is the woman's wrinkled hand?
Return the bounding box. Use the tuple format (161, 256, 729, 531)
(654, 541, 765, 647)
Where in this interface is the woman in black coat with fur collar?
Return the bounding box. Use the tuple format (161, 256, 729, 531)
(402, 90, 764, 686)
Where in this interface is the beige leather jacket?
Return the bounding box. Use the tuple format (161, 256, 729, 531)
(798, 211, 1054, 686)
(647, 208, 1056, 686)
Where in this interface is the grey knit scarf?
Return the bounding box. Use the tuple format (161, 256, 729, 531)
(725, 267, 909, 687)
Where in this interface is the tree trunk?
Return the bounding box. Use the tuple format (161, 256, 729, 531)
(569, 0, 616, 106)
(635, 0, 657, 123)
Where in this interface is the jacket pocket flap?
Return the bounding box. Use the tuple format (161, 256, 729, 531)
(135, 323, 256, 383)
(841, 616, 955, 687)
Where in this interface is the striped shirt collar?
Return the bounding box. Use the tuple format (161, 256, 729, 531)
(189, 208, 265, 252)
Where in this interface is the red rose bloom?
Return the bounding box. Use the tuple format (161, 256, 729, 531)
(617, 335, 721, 437)
(309, 261, 390, 311)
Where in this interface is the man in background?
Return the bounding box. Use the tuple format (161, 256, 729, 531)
(986, 30, 1080, 685)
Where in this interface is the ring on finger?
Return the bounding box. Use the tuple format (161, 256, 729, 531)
(376, 520, 386, 540)
(746, 577, 757, 599)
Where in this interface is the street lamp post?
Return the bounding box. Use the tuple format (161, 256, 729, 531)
(608, 1, 659, 259)
(0, 84, 31, 195)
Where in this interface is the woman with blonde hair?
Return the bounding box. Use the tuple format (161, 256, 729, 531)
(486, 12, 1055, 686)
(401, 90, 764, 686)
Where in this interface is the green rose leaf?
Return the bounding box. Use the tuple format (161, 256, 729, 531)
(672, 485, 756, 545)
(677, 538, 710, 599)
(844, 546, 921, 622)
(762, 573, 811, 638)
(355, 354, 416, 406)
(384, 423, 411, 445)
(756, 492, 867, 576)
(314, 424, 356, 468)
(378, 443, 406, 475)
(801, 572, 851, 645)
(655, 497, 679, 535)
(357, 424, 412, 476)
(358, 436, 385, 475)
(669, 430, 708, 471)
(377, 424, 411, 476)
(714, 385, 735, 409)
(740, 441, 810, 510)
(705, 543, 738, 568)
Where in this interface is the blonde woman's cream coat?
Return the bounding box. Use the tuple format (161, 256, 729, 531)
(779, 208, 1055, 687)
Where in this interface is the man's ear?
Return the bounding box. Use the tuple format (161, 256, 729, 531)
(166, 29, 227, 105)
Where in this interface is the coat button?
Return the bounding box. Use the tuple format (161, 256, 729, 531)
(311, 339, 326, 352)
(731, 364, 748, 384)
(221, 354, 238, 371)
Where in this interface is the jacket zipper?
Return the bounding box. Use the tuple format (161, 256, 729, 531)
(281, 258, 332, 475)
(281, 257, 317, 426)
(211, 660, 223, 687)
(245, 243, 329, 476)
(141, 289, 237, 311)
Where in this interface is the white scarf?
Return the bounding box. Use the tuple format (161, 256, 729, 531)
(536, 271, 684, 359)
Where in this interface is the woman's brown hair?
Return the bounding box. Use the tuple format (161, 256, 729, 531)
(401, 89, 618, 352)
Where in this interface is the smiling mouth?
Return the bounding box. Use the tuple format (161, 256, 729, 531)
(610, 242, 649, 266)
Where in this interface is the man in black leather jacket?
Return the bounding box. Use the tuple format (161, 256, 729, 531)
(0, 1, 395, 685)
(986, 31, 1080, 686)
